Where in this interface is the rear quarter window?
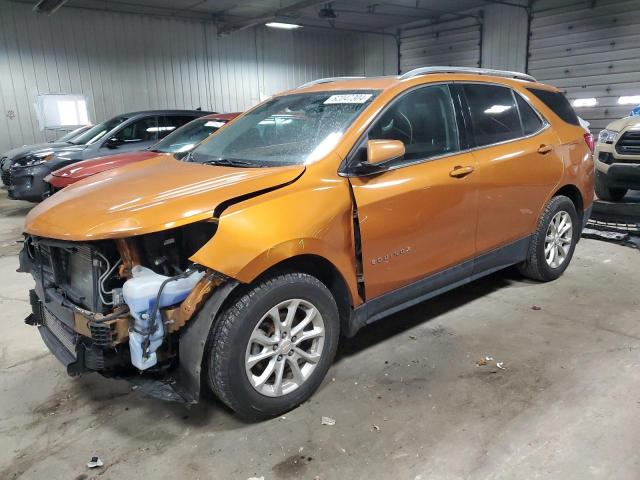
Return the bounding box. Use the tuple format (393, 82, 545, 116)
(525, 88, 580, 126)
(515, 94, 544, 135)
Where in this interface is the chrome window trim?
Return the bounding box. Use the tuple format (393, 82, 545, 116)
(339, 80, 550, 177)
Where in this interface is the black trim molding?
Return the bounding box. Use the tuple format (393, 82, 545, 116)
(345, 235, 532, 337)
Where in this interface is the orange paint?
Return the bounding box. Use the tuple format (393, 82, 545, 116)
(25, 73, 593, 309)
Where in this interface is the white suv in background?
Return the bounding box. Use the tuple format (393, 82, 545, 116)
(594, 116, 640, 202)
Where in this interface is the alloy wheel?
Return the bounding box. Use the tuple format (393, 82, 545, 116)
(544, 210, 573, 269)
(245, 299, 325, 397)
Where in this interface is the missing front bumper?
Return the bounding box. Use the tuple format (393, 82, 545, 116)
(27, 287, 127, 376)
(25, 262, 240, 404)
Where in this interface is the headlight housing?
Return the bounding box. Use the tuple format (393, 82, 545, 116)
(598, 129, 618, 145)
(12, 152, 55, 169)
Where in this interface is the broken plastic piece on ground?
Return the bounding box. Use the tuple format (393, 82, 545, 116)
(87, 456, 104, 469)
(477, 355, 494, 366)
(477, 356, 506, 371)
(321, 416, 336, 426)
(371, 424, 380, 432)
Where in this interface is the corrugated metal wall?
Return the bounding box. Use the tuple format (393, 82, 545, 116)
(530, 0, 640, 130)
(399, 16, 482, 74)
(0, 1, 395, 153)
(481, 4, 528, 72)
(346, 33, 398, 77)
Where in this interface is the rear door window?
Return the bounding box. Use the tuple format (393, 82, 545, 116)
(525, 88, 580, 126)
(515, 94, 544, 135)
(113, 116, 158, 143)
(463, 84, 522, 147)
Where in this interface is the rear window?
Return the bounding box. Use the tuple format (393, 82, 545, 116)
(526, 88, 580, 126)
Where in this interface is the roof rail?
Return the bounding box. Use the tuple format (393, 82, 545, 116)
(297, 76, 366, 89)
(399, 66, 537, 83)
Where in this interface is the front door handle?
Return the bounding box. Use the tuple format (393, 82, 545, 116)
(537, 144, 553, 154)
(449, 165, 475, 178)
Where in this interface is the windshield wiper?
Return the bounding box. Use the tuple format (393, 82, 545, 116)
(202, 158, 259, 168)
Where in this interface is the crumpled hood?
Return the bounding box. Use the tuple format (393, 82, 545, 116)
(25, 154, 305, 241)
(51, 151, 157, 179)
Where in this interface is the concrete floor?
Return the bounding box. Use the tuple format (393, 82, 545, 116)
(1, 190, 639, 480)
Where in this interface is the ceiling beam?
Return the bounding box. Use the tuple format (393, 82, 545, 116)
(331, 7, 436, 22)
(480, 0, 530, 9)
(375, 1, 482, 21)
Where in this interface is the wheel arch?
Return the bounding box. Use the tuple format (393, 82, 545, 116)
(553, 184, 584, 222)
(250, 254, 354, 338)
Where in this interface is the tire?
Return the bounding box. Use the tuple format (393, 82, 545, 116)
(595, 170, 627, 202)
(518, 195, 579, 282)
(205, 272, 340, 420)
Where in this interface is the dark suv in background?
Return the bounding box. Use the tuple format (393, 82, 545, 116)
(6, 110, 209, 202)
(0, 125, 92, 186)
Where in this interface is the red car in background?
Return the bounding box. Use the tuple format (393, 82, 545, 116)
(45, 112, 240, 190)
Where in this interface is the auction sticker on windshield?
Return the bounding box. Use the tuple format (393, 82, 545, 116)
(324, 94, 373, 104)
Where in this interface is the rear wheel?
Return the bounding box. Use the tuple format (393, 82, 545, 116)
(518, 195, 578, 282)
(595, 170, 627, 202)
(205, 273, 339, 420)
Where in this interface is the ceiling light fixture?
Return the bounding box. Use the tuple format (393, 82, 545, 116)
(572, 98, 597, 108)
(265, 22, 302, 29)
(618, 95, 640, 105)
(484, 105, 511, 114)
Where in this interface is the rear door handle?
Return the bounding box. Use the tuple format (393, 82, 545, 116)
(449, 165, 475, 178)
(537, 144, 553, 154)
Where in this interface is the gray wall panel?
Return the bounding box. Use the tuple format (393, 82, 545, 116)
(397, 5, 528, 75)
(345, 33, 398, 77)
(0, 1, 398, 152)
(481, 4, 528, 72)
(530, 0, 640, 131)
(399, 17, 482, 73)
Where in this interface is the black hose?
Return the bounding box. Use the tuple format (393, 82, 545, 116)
(141, 266, 199, 359)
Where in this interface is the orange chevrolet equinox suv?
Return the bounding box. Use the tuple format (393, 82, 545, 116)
(20, 67, 594, 420)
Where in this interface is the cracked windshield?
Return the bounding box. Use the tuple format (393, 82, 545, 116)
(190, 91, 378, 167)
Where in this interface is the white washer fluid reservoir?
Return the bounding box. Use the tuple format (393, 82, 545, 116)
(123, 266, 205, 370)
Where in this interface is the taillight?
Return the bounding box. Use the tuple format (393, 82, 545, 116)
(583, 132, 594, 152)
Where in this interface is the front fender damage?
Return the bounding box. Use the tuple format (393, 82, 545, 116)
(122, 278, 239, 403)
(174, 279, 239, 403)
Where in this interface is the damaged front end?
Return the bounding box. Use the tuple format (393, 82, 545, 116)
(19, 223, 237, 403)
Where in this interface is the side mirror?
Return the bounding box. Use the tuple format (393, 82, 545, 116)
(106, 137, 122, 149)
(348, 139, 405, 176)
(367, 139, 405, 165)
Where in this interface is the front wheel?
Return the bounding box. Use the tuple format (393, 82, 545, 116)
(204, 273, 340, 420)
(518, 195, 579, 282)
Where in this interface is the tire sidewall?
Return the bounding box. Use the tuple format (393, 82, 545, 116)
(534, 196, 579, 280)
(210, 276, 339, 418)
